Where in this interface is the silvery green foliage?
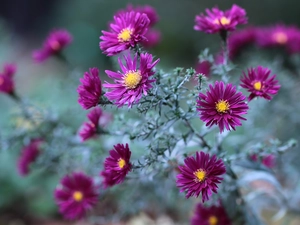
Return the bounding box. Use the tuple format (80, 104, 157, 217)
(1, 39, 300, 225)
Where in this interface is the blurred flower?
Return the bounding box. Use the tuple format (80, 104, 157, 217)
(249, 153, 258, 162)
(0, 63, 16, 95)
(17, 139, 42, 176)
(195, 61, 211, 77)
(103, 52, 159, 108)
(176, 151, 226, 202)
(54, 172, 98, 220)
(262, 154, 276, 168)
(228, 27, 257, 59)
(33, 29, 72, 62)
(197, 81, 248, 133)
(100, 11, 150, 56)
(256, 25, 300, 51)
(116, 5, 161, 48)
(102, 143, 132, 186)
(240, 66, 280, 101)
(79, 107, 111, 142)
(77, 68, 102, 110)
(191, 202, 232, 225)
(117, 4, 159, 27)
(141, 29, 161, 48)
(194, 4, 247, 34)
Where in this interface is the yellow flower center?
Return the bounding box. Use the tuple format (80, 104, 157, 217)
(118, 158, 126, 169)
(118, 28, 133, 42)
(0, 77, 4, 85)
(273, 32, 288, 44)
(124, 70, 142, 89)
(49, 40, 61, 51)
(216, 100, 230, 113)
(214, 17, 231, 25)
(253, 81, 262, 91)
(208, 215, 218, 225)
(194, 169, 206, 182)
(73, 191, 83, 202)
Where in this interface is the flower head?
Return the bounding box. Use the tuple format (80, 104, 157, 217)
(54, 172, 99, 220)
(102, 143, 132, 186)
(77, 68, 102, 110)
(141, 29, 161, 48)
(228, 27, 257, 59)
(176, 151, 226, 202)
(79, 107, 111, 142)
(17, 139, 42, 176)
(197, 81, 248, 133)
(0, 63, 16, 95)
(191, 203, 232, 225)
(196, 61, 211, 77)
(240, 66, 280, 101)
(194, 4, 247, 34)
(100, 11, 150, 56)
(33, 29, 72, 62)
(103, 52, 159, 108)
(256, 25, 300, 54)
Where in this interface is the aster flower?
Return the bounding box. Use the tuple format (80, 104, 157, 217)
(191, 202, 232, 225)
(194, 4, 247, 34)
(103, 143, 132, 186)
(79, 107, 111, 141)
(197, 81, 248, 133)
(100, 11, 150, 56)
(117, 4, 159, 27)
(77, 68, 102, 110)
(196, 61, 211, 77)
(240, 66, 280, 101)
(54, 172, 98, 220)
(0, 63, 16, 95)
(256, 25, 300, 54)
(228, 27, 257, 59)
(176, 151, 226, 202)
(141, 29, 161, 48)
(17, 139, 42, 176)
(33, 29, 72, 62)
(103, 52, 159, 108)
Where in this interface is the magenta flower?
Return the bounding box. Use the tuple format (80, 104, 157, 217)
(141, 29, 161, 48)
(256, 25, 300, 53)
(176, 151, 226, 202)
(0, 63, 16, 95)
(191, 202, 232, 225)
(54, 172, 98, 220)
(194, 4, 247, 34)
(228, 27, 257, 59)
(197, 81, 249, 133)
(240, 66, 280, 101)
(79, 107, 111, 142)
(103, 52, 159, 108)
(102, 143, 132, 186)
(117, 4, 159, 27)
(100, 11, 150, 56)
(100, 170, 118, 189)
(77, 68, 102, 110)
(17, 139, 43, 176)
(262, 154, 276, 168)
(33, 29, 72, 62)
(196, 61, 211, 77)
